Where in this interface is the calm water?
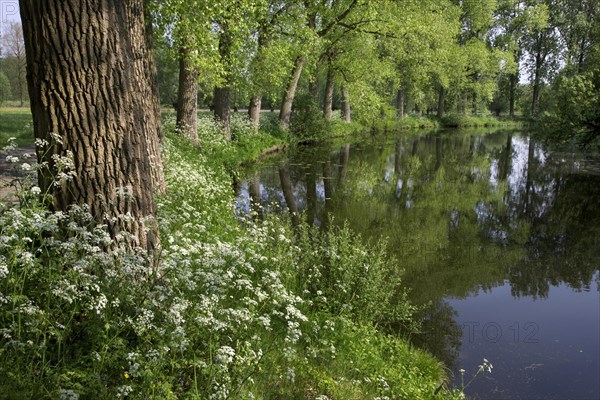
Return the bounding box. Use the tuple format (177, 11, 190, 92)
(235, 130, 600, 399)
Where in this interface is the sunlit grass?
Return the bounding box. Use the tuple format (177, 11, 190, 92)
(0, 107, 34, 147)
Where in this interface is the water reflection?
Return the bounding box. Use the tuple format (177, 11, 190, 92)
(235, 130, 600, 399)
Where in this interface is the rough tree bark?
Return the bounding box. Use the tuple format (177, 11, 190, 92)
(248, 94, 262, 130)
(279, 56, 305, 129)
(176, 44, 199, 144)
(20, 0, 164, 251)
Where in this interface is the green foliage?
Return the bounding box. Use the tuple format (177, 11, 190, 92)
(538, 70, 600, 147)
(290, 93, 329, 140)
(0, 69, 11, 104)
(440, 113, 521, 128)
(0, 122, 464, 399)
(294, 223, 416, 327)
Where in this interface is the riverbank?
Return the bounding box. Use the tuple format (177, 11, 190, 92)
(0, 109, 466, 398)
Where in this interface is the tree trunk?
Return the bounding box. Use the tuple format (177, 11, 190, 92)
(437, 86, 445, 118)
(396, 90, 405, 119)
(509, 73, 516, 117)
(214, 86, 232, 140)
(309, 79, 319, 100)
(18, 70, 25, 107)
(248, 94, 262, 130)
(531, 47, 543, 116)
(323, 65, 334, 120)
(341, 86, 351, 123)
(215, 22, 233, 139)
(176, 45, 199, 144)
(144, 10, 166, 195)
(20, 0, 163, 251)
(531, 75, 540, 116)
(279, 56, 305, 129)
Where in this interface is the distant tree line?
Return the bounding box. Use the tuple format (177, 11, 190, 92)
(150, 0, 599, 143)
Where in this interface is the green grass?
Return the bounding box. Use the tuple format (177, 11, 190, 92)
(1, 106, 470, 399)
(439, 113, 526, 128)
(0, 107, 34, 148)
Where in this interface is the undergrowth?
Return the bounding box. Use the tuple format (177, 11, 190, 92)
(0, 116, 467, 399)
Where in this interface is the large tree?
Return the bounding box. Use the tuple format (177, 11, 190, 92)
(20, 0, 165, 251)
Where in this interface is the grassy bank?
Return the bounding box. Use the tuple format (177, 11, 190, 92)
(357, 113, 524, 134)
(0, 110, 466, 398)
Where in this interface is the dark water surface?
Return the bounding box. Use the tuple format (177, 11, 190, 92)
(235, 130, 600, 399)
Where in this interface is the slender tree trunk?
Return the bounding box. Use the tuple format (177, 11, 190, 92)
(279, 56, 305, 129)
(309, 79, 319, 100)
(340, 86, 351, 123)
(248, 29, 267, 131)
(437, 86, 445, 118)
(215, 23, 232, 139)
(323, 65, 334, 120)
(577, 35, 586, 73)
(396, 90, 405, 119)
(531, 49, 543, 116)
(248, 94, 262, 130)
(509, 73, 516, 117)
(18, 69, 25, 107)
(176, 45, 199, 144)
(20, 0, 163, 251)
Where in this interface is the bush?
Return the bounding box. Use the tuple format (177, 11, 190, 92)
(289, 93, 328, 140)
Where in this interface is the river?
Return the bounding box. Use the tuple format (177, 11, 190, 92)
(235, 129, 600, 400)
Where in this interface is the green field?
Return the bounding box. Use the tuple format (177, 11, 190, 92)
(0, 107, 34, 148)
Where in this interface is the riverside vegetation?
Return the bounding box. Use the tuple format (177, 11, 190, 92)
(0, 111, 490, 399)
